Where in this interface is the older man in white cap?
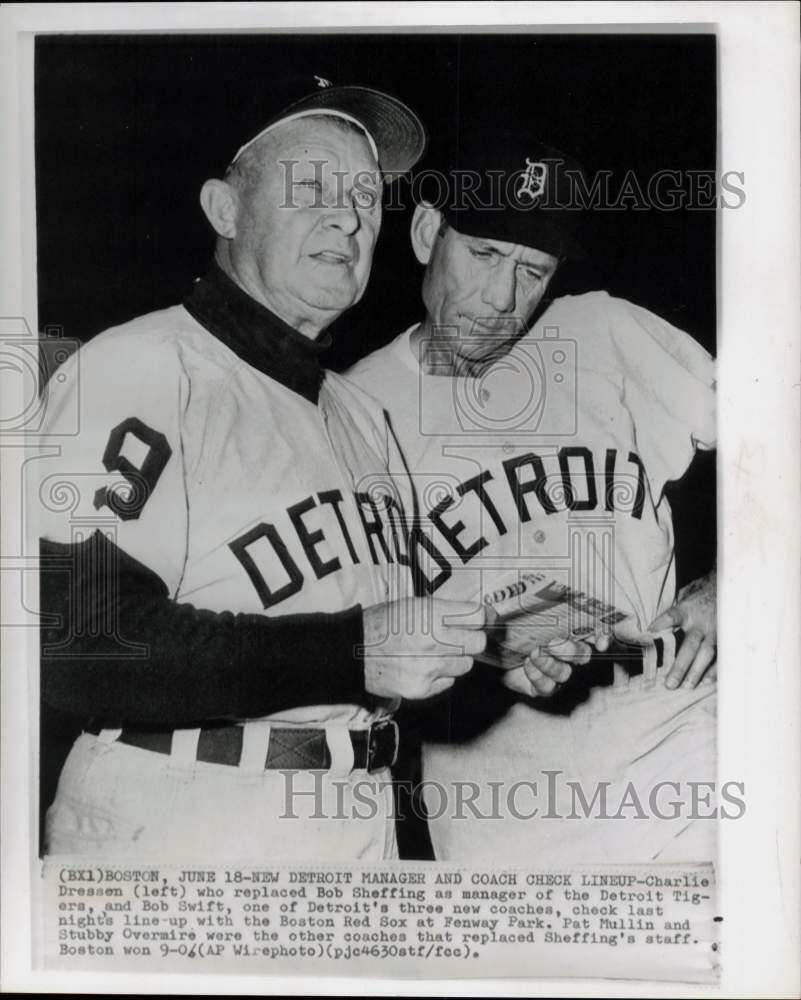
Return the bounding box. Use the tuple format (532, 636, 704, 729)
(36, 79, 486, 862)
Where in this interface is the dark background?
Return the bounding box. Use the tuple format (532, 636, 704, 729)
(35, 33, 717, 854)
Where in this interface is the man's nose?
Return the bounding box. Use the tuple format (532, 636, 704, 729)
(481, 264, 517, 313)
(323, 196, 360, 235)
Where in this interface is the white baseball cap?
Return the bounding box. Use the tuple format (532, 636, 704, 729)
(229, 77, 426, 180)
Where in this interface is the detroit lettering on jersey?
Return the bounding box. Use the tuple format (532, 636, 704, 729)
(225, 486, 409, 610)
(407, 445, 647, 595)
(348, 291, 716, 626)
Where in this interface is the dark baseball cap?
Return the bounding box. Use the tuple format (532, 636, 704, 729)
(434, 127, 586, 259)
(229, 76, 426, 181)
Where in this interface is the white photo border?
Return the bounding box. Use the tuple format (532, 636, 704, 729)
(1, 3, 799, 997)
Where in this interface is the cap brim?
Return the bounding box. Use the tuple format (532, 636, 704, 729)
(442, 206, 584, 261)
(270, 86, 426, 179)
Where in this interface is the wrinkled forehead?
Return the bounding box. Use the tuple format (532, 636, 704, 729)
(453, 228, 559, 269)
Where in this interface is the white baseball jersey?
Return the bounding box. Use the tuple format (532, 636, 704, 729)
(349, 290, 718, 864)
(36, 267, 411, 861)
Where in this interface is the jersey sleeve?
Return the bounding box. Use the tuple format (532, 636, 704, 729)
(34, 328, 190, 595)
(607, 297, 716, 499)
(40, 532, 367, 726)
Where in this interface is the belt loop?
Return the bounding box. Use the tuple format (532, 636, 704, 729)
(660, 629, 677, 672)
(95, 727, 122, 745)
(325, 726, 355, 778)
(239, 721, 272, 775)
(169, 728, 200, 769)
(643, 641, 657, 683)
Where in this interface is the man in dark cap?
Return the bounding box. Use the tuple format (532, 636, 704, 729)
(35, 81, 487, 862)
(349, 127, 718, 864)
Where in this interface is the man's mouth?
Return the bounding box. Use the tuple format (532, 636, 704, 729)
(310, 250, 353, 266)
(463, 315, 515, 334)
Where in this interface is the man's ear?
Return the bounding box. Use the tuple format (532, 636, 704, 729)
(410, 202, 443, 266)
(199, 179, 239, 239)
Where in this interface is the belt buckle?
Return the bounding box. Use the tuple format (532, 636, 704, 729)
(366, 719, 399, 773)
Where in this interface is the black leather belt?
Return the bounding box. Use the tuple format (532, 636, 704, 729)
(85, 719, 399, 773)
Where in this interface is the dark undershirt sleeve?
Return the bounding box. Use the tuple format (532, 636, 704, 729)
(40, 532, 368, 726)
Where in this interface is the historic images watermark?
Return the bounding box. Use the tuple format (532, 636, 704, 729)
(276, 159, 746, 213)
(280, 771, 746, 822)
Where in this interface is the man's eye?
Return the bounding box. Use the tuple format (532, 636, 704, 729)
(520, 268, 544, 282)
(293, 179, 324, 198)
(469, 247, 494, 260)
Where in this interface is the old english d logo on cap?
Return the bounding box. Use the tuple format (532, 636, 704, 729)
(516, 158, 548, 205)
(438, 127, 586, 258)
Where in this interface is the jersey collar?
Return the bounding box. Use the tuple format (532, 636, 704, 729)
(183, 263, 331, 404)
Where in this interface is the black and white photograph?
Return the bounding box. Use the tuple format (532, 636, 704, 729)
(1, 3, 799, 996)
(35, 27, 720, 862)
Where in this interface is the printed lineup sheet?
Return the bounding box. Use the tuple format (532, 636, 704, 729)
(479, 569, 637, 669)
